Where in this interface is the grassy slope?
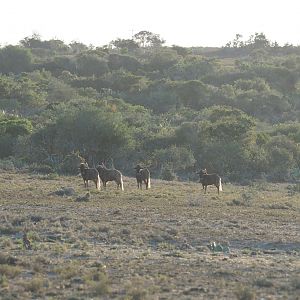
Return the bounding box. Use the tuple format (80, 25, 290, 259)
(0, 171, 299, 299)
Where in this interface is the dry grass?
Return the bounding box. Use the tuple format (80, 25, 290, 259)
(0, 170, 299, 299)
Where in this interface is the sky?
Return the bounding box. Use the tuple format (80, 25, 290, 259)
(1, 0, 300, 48)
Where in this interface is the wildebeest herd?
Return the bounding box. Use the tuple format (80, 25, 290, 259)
(79, 162, 151, 191)
(79, 162, 222, 194)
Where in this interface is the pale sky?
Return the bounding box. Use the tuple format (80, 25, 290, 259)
(1, 0, 300, 47)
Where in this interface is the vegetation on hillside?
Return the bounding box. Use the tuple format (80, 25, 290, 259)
(0, 31, 299, 181)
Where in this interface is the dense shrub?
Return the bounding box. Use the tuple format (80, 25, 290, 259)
(0, 34, 299, 182)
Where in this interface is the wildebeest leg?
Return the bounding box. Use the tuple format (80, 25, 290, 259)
(117, 180, 122, 190)
(204, 185, 207, 193)
(144, 179, 148, 189)
(216, 185, 219, 194)
(93, 179, 97, 188)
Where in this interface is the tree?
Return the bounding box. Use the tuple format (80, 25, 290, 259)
(0, 114, 32, 136)
(132, 79, 179, 113)
(152, 145, 196, 178)
(0, 74, 47, 112)
(108, 54, 141, 72)
(46, 77, 78, 103)
(44, 39, 69, 53)
(0, 112, 33, 158)
(167, 56, 216, 81)
(247, 32, 270, 49)
(41, 56, 77, 75)
(176, 80, 212, 110)
(107, 70, 143, 93)
(197, 141, 249, 179)
(76, 54, 109, 77)
(20, 33, 44, 48)
(202, 106, 256, 141)
(0, 46, 33, 74)
(147, 49, 179, 72)
(32, 107, 133, 164)
(225, 32, 271, 49)
(265, 135, 300, 169)
(133, 31, 165, 48)
(234, 78, 270, 92)
(175, 122, 201, 149)
(69, 41, 88, 54)
(110, 38, 139, 51)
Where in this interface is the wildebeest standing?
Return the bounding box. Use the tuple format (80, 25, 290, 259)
(197, 168, 222, 194)
(96, 163, 124, 191)
(134, 165, 151, 189)
(79, 163, 101, 190)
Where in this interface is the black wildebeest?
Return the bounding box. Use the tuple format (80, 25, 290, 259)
(197, 168, 222, 194)
(134, 165, 151, 189)
(79, 163, 101, 190)
(96, 162, 124, 191)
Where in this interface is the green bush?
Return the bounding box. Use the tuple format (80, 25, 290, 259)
(0, 159, 15, 170)
(160, 166, 177, 181)
(59, 153, 83, 174)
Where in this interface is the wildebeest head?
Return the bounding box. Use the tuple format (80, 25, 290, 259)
(134, 165, 142, 172)
(97, 162, 104, 168)
(196, 168, 207, 178)
(79, 162, 88, 172)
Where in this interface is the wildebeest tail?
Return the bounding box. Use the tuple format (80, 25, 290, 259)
(219, 177, 223, 192)
(120, 175, 124, 191)
(97, 174, 101, 190)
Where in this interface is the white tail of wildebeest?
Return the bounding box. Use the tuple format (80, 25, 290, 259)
(79, 163, 101, 190)
(96, 162, 124, 191)
(134, 165, 151, 189)
(197, 168, 222, 194)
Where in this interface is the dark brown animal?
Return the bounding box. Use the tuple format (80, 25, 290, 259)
(79, 163, 101, 190)
(96, 163, 124, 191)
(134, 165, 151, 189)
(197, 168, 222, 194)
